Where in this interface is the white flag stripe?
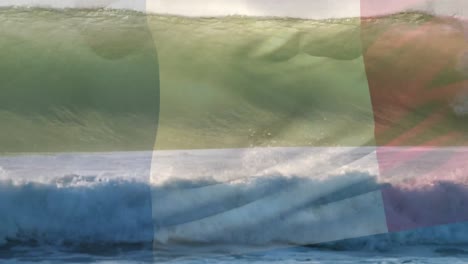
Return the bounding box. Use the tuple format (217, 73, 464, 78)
(150, 147, 386, 245)
(154, 189, 388, 245)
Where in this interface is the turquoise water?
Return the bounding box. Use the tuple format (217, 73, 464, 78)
(0, 8, 159, 152)
(2, 8, 465, 151)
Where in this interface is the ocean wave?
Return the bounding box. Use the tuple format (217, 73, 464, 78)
(0, 178, 154, 246)
(150, 147, 468, 250)
(0, 151, 154, 247)
(2, 171, 468, 251)
(3, 8, 466, 152)
(153, 178, 468, 249)
(1, 6, 468, 253)
(0, 7, 159, 152)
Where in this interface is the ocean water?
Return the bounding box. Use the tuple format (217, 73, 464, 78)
(2, 8, 467, 151)
(2, 150, 468, 263)
(1, 5, 468, 264)
(0, 7, 159, 152)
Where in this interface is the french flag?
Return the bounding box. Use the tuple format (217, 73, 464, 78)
(1, 0, 466, 248)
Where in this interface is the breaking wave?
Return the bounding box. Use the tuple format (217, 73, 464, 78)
(1, 149, 468, 252)
(0, 178, 154, 246)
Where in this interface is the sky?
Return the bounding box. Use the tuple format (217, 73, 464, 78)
(1, 0, 467, 18)
(149, 0, 467, 18)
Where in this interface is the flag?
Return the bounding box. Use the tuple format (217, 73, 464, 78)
(1, 0, 467, 253)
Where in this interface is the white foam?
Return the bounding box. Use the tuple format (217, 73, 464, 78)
(0, 152, 154, 245)
(150, 146, 468, 247)
(1, 148, 468, 248)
